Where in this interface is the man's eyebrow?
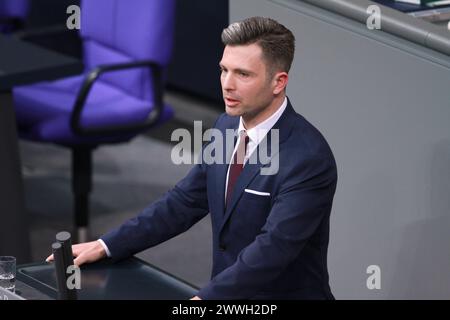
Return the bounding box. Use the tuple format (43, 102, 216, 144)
(235, 68, 253, 74)
(219, 64, 253, 74)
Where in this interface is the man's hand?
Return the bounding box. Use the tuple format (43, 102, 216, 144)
(45, 240, 107, 267)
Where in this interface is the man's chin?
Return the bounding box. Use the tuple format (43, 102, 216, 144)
(225, 105, 242, 117)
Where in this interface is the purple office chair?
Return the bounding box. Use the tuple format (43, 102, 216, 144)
(0, 0, 29, 33)
(13, 0, 175, 242)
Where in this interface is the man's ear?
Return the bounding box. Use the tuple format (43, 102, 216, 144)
(273, 72, 288, 95)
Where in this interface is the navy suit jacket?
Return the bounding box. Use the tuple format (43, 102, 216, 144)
(102, 98, 337, 299)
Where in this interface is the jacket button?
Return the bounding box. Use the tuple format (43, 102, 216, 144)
(219, 244, 226, 251)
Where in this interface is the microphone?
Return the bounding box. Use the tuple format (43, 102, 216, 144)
(52, 231, 78, 300)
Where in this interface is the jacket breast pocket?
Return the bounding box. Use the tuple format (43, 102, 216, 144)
(231, 190, 272, 237)
(244, 188, 271, 197)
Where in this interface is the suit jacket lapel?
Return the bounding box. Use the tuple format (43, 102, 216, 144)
(211, 117, 239, 219)
(220, 155, 265, 228)
(214, 130, 237, 219)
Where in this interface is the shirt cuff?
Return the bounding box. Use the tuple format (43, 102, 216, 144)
(97, 239, 111, 257)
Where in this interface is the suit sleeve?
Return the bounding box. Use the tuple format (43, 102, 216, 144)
(101, 114, 226, 260)
(100, 161, 209, 260)
(197, 154, 337, 299)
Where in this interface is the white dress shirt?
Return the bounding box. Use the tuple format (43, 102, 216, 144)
(224, 97, 287, 200)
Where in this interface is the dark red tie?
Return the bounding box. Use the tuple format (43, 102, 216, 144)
(226, 131, 249, 206)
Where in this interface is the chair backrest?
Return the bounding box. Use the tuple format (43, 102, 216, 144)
(0, 0, 29, 19)
(80, 0, 175, 101)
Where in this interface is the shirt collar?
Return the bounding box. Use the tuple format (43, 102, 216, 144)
(238, 96, 288, 145)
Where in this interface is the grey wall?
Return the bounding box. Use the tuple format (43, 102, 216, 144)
(230, 0, 450, 299)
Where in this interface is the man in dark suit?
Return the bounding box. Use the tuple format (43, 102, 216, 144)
(47, 16, 337, 300)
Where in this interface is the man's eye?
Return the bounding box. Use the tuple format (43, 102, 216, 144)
(239, 72, 249, 77)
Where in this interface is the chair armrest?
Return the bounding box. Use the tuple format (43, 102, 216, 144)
(70, 60, 164, 136)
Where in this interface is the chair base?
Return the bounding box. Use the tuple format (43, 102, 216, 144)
(72, 147, 93, 244)
(77, 227, 89, 243)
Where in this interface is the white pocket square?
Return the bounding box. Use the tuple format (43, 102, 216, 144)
(244, 189, 271, 196)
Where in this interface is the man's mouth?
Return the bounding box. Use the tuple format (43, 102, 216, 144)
(224, 97, 240, 107)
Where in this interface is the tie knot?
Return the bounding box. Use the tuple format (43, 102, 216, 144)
(239, 130, 249, 147)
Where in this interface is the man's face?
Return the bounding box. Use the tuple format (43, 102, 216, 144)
(219, 44, 282, 126)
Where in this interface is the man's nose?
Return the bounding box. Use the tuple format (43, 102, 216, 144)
(222, 73, 235, 91)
